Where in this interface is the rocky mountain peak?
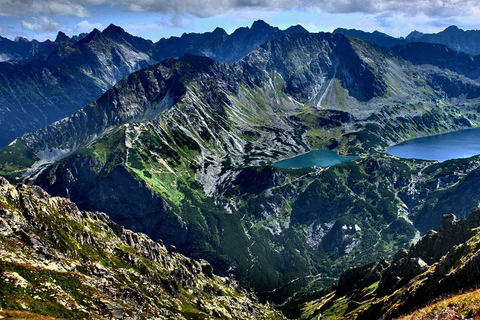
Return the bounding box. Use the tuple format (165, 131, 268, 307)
(14, 36, 29, 43)
(444, 25, 461, 33)
(406, 30, 425, 40)
(54, 31, 70, 43)
(103, 23, 127, 37)
(70, 32, 88, 43)
(286, 24, 308, 34)
(212, 26, 228, 36)
(78, 28, 103, 44)
(404, 24, 480, 55)
(251, 19, 272, 31)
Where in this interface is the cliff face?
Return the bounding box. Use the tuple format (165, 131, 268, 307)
(0, 177, 283, 319)
(301, 210, 480, 320)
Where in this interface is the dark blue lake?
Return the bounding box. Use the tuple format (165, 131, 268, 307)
(386, 128, 480, 161)
(274, 150, 357, 168)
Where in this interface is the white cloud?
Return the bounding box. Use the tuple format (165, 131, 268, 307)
(113, 0, 480, 20)
(122, 0, 301, 18)
(216, 7, 278, 24)
(75, 20, 104, 33)
(1, 0, 479, 20)
(317, 0, 477, 18)
(21, 16, 60, 32)
(124, 23, 163, 36)
(0, 0, 89, 17)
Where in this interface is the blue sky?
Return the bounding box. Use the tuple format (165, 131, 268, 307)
(1, 0, 480, 41)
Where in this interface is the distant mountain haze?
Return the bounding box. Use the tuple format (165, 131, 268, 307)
(334, 25, 480, 56)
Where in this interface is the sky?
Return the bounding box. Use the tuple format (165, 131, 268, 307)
(0, 0, 480, 42)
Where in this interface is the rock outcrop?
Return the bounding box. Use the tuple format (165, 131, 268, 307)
(0, 176, 282, 319)
(301, 211, 480, 320)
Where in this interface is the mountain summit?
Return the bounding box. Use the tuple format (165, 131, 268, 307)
(54, 31, 71, 43)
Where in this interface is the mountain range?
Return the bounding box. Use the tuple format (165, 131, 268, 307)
(3, 26, 480, 308)
(0, 21, 306, 148)
(3, 21, 480, 318)
(0, 31, 87, 62)
(335, 25, 480, 56)
(3, 22, 480, 148)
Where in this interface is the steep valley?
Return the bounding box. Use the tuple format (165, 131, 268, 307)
(2, 29, 480, 316)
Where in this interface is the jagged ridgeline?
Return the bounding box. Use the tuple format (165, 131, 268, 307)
(301, 211, 480, 320)
(2, 31, 480, 306)
(0, 177, 283, 319)
(0, 20, 307, 148)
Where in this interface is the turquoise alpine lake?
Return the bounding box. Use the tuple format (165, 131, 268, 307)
(274, 150, 357, 168)
(386, 127, 480, 161)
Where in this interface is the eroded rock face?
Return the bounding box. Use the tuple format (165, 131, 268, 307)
(0, 177, 282, 319)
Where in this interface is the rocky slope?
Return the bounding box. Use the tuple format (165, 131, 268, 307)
(0, 176, 283, 319)
(391, 42, 480, 81)
(300, 210, 480, 319)
(335, 27, 480, 82)
(397, 288, 480, 320)
(2, 31, 480, 307)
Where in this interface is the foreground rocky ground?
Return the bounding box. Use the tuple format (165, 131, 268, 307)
(0, 177, 283, 319)
(301, 210, 480, 320)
